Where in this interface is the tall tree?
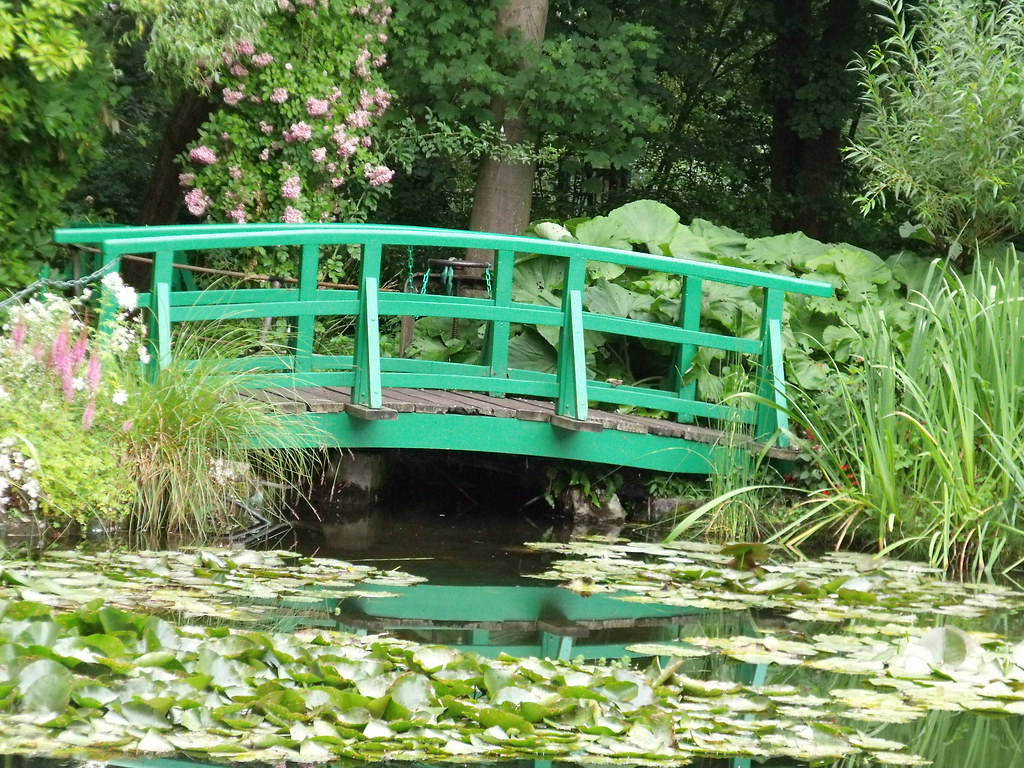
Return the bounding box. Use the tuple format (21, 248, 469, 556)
(468, 0, 549, 239)
(383, 0, 663, 238)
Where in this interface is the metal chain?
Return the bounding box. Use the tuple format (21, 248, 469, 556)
(419, 267, 431, 295)
(0, 260, 119, 313)
(441, 263, 455, 296)
(484, 264, 493, 298)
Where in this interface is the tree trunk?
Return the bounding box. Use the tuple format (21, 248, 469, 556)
(123, 89, 210, 289)
(468, 0, 549, 262)
(137, 88, 212, 226)
(769, 0, 859, 240)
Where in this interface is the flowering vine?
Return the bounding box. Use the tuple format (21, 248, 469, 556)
(179, 0, 394, 230)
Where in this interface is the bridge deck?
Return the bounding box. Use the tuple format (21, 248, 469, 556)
(239, 386, 797, 461)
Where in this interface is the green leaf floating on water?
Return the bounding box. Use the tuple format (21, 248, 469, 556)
(16, 658, 74, 713)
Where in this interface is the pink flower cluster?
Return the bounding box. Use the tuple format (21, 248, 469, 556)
(346, 109, 371, 128)
(270, 88, 289, 104)
(236, 39, 256, 56)
(331, 126, 359, 158)
(226, 204, 247, 223)
(283, 206, 305, 223)
(252, 52, 274, 68)
(306, 97, 331, 117)
(223, 87, 246, 106)
(281, 175, 302, 199)
(178, 172, 195, 187)
(189, 146, 218, 165)
(363, 163, 393, 187)
(185, 187, 212, 216)
(311, 147, 327, 162)
(283, 122, 313, 142)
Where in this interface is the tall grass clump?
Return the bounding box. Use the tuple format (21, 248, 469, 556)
(119, 332, 317, 541)
(784, 255, 1024, 576)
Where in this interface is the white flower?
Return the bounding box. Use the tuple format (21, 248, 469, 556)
(0, 385, 8, 400)
(138, 346, 151, 365)
(112, 389, 129, 405)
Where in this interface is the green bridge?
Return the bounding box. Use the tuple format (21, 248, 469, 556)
(54, 224, 832, 474)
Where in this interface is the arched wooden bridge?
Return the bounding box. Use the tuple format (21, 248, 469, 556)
(54, 223, 832, 474)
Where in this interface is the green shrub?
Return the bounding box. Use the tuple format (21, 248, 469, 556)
(846, 0, 1024, 265)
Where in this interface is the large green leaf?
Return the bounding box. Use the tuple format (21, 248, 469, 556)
(606, 200, 681, 254)
(16, 658, 74, 713)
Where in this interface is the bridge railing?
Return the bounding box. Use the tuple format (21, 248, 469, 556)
(54, 223, 832, 446)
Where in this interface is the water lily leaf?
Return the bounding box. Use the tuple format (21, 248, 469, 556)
(16, 658, 73, 713)
(120, 700, 172, 730)
(136, 729, 175, 753)
(476, 707, 534, 734)
(412, 645, 459, 673)
(624, 643, 709, 658)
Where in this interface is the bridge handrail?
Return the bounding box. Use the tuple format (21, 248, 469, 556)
(57, 223, 832, 296)
(53, 223, 833, 447)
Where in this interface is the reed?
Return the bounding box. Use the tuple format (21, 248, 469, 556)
(781, 255, 1024, 576)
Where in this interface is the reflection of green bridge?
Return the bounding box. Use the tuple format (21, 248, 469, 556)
(55, 224, 831, 473)
(330, 583, 707, 661)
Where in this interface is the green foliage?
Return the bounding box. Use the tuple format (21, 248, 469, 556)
(528, 199, 917, 396)
(0, 284, 313, 538)
(382, 0, 663, 223)
(0, 2, 121, 288)
(781, 255, 1024, 576)
(0, 288, 140, 525)
(122, 0, 275, 90)
(847, 0, 1024, 262)
(179, 0, 393, 253)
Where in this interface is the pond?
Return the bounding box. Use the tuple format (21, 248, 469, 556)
(1, 496, 1024, 768)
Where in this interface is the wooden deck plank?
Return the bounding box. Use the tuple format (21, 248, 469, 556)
(265, 386, 348, 413)
(238, 388, 307, 414)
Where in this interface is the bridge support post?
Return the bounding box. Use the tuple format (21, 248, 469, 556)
(555, 288, 588, 422)
(352, 242, 384, 409)
(671, 276, 702, 423)
(755, 288, 789, 446)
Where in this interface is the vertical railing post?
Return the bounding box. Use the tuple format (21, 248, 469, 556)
(755, 287, 789, 444)
(352, 240, 383, 408)
(147, 249, 176, 379)
(670, 275, 702, 423)
(293, 242, 319, 376)
(482, 248, 514, 386)
(555, 257, 588, 420)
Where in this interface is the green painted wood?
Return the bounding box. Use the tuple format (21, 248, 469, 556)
(557, 257, 588, 420)
(64, 224, 833, 297)
(756, 288, 788, 444)
(583, 311, 760, 355)
(54, 223, 834, 473)
(483, 248, 513, 382)
(353, 276, 382, 408)
(294, 243, 319, 372)
(155, 282, 172, 372)
(268, 411, 727, 473)
(671, 277, 703, 423)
